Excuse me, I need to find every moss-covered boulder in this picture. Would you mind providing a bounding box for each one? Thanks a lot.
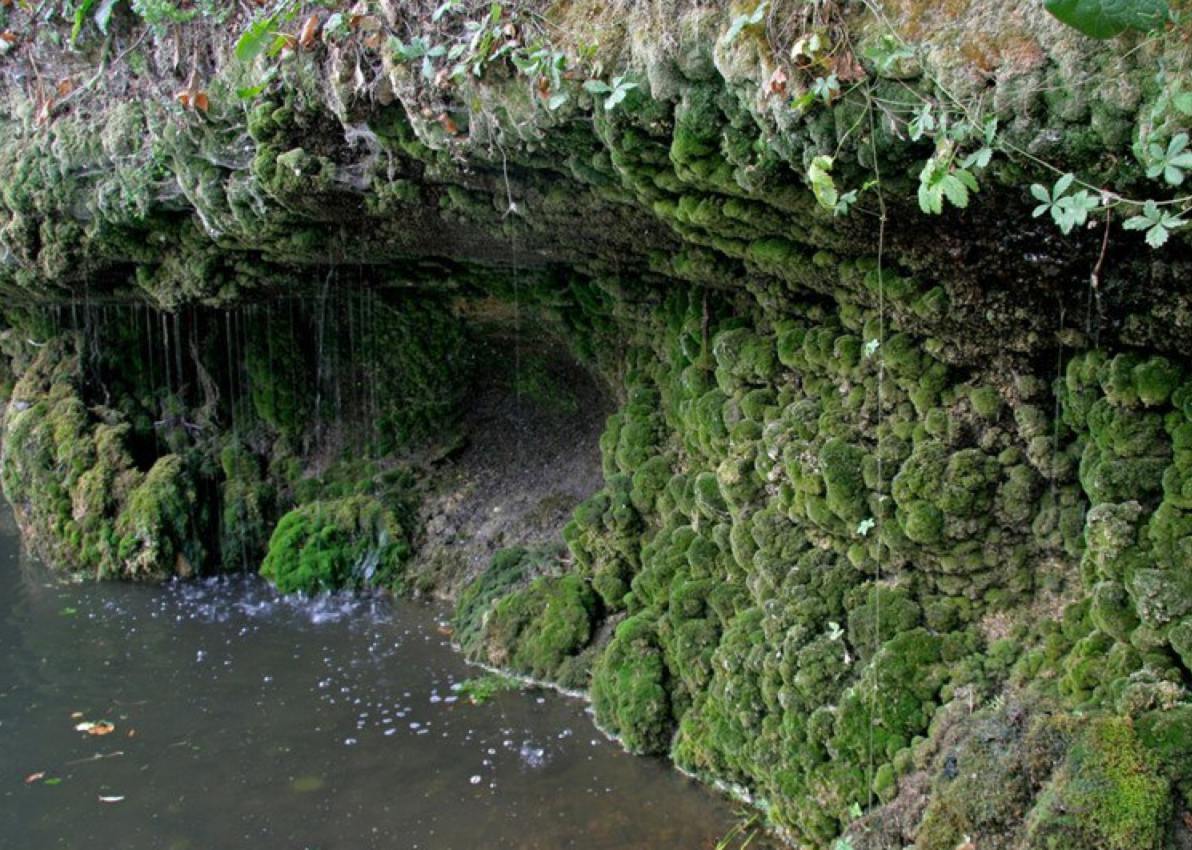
[260,495,411,594]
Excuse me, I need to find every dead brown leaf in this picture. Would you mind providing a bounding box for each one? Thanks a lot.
[831,49,867,83]
[767,66,788,96]
[0,31,17,45]
[298,14,320,50]
[75,720,116,736]
[177,87,210,112]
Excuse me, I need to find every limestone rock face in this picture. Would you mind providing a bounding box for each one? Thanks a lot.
[0,2,1191,848]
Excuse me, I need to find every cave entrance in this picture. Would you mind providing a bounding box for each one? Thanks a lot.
[0,283,612,587]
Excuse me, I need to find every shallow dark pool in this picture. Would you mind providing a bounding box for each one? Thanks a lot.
[0,509,743,850]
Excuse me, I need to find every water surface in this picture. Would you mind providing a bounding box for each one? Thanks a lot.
[0,510,742,849]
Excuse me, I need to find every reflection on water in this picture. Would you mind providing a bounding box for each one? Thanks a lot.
[0,509,742,850]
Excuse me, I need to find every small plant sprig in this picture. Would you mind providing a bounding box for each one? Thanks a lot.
[782,8,1191,249]
[583,75,638,111]
[1144,132,1192,186]
[1030,174,1102,235]
[917,138,980,214]
[1123,200,1188,247]
[1028,167,1189,247]
[512,47,571,111]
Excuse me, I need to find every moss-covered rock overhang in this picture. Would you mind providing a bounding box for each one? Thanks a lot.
[0,0,1189,364]
[3,2,1192,849]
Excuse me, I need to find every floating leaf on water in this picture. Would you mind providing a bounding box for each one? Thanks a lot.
[43,778,62,786]
[291,775,325,793]
[60,607,77,616]
[24,771,45,784]
[75,720,115,736]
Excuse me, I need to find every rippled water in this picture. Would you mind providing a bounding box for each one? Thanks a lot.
[0,510,744,850]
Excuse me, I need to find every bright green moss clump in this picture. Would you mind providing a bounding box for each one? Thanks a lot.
[592,612,673,754]
[259,495,411,594]
[483,574,598,686]
[454,547,598,688]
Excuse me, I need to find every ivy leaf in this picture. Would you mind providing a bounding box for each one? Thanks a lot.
[1044,0,1169,39]
[834,189,859,217]
[811,74,840,105]
[807,155,838,210]
[546,91,569,111]
[583,79,612,95]
[604,77,637,110]
[235,14,285,63]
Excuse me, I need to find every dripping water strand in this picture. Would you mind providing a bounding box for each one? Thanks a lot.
[500,144,522,470]
[315,267,334,457]
[172,312,184,398]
